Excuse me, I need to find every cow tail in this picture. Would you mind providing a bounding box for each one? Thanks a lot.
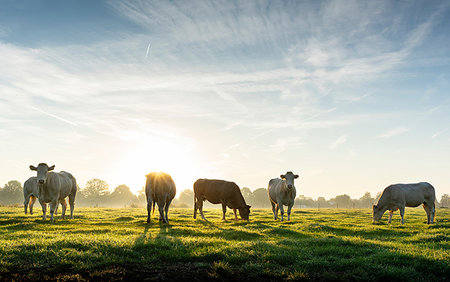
[152,201,156,215]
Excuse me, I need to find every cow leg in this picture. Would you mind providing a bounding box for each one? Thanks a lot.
[233,208,238,220]
[68,193,75,219]
[221,203,227,220]
[193,197,198,219]
[164,200,172,223]
[198,200,206,220]
[146,202,152,223]
[430,202,435,224]
[40,201,47,220]
[399,206,405,224]
[287,202,293,221]
[158,203,166,223]
[24,194,30,214]
[49,200,58,222]
[423,203,433,224]
[271,201,277,220]
[388,210,394,224]
[29,196,36,215]
[60,199,67,219]
[278,201,285,221]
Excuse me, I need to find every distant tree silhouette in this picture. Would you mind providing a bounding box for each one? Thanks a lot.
[335,194,352,208]
[358,192,375,208]
[176,189,194,208]
[109,184,136,207]
[253,188,270,208]
[441,194,449,208]
[241,187,255,206]
[81,178,110,207]
[0,180,23,205]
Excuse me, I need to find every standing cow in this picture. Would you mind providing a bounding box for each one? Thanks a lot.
[193,179,251,221]
[23,176,59,216]
[145,172,176,224]
[29,163,77,222]
[23,176,38,215]
[373,182,436,224]
[268,171,299,221]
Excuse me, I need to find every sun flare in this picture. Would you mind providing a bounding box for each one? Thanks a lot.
[115,137,203,195]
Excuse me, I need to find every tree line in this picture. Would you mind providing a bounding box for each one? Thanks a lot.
[1,179,449,209]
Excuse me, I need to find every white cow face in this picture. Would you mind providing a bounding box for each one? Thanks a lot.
[372,205,383,222]
[280,171,299,189]
[30,163,55,186]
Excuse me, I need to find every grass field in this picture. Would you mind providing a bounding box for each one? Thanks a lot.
[0,206,448,281]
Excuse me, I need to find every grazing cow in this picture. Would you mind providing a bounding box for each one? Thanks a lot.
[29,163,77,222]
[373,182,436,224]
[268,171,299,221]
[193,179,251,221]
[23,177,38,215]
[145,172,176,223]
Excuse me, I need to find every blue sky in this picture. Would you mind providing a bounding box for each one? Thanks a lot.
[1,0,449,199]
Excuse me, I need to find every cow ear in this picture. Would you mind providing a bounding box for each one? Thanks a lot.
[294,174,299,179]
[30,165,37,171]
[373,205,377,209]
[247,205,251,209]
[280,174,285,179]
[48,165,55,171]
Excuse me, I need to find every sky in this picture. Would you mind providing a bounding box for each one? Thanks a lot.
[1,0,449,200]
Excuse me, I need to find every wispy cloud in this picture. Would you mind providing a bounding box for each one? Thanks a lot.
[431,129,448,139]
[329,135,347,149]
[376,127,410,139]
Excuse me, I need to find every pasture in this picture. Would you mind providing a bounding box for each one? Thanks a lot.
[0,207,448,281]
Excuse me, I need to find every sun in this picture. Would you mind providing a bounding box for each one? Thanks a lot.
[115,137,203,195]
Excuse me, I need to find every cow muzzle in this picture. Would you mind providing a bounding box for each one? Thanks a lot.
[38,179,45,185]
[287,184,293,189]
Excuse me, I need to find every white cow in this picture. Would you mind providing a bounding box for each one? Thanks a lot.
[23,176,38,215]
[23,176,59,216]
[268,171,299,221]
[29,163,77,222]
[373,182,436,224]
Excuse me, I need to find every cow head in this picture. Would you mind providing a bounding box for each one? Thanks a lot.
[238,205,251,221]
[372,204,384,222]
[280,171,299,189]
[29,163,55,187]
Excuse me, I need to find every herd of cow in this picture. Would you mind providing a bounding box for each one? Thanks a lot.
[23,163,437,225]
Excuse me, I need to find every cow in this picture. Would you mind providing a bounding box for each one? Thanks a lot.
[373,182,436,224]
[23,177,38,215]
[268,171,299,221]
[23,177,59,216]
[145,172,176,224]
[193,178,251,221]
[29,163,77,222]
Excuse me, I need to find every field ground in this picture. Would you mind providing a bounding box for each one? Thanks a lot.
[0,206,448,281]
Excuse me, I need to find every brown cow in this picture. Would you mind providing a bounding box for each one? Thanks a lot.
[193,179,251,220]
[145,172,176,224]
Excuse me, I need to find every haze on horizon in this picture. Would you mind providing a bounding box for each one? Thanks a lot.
[0,0,449,200]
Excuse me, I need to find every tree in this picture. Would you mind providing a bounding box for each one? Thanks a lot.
[317,197,329,208]
[81,179,110,206]
[335,194,352,208]
[241,187,255,206]
[441,194,449,208]
[109,184,136,207]
[177,189,194,208]
[0,180,23,205]
[358,192,375,208]
[253,188,270,208]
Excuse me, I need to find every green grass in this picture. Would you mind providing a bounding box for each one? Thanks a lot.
[0,207,448,281]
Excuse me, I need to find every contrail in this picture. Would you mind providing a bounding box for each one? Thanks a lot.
[29,105,77,126]
[145,43,151,57]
